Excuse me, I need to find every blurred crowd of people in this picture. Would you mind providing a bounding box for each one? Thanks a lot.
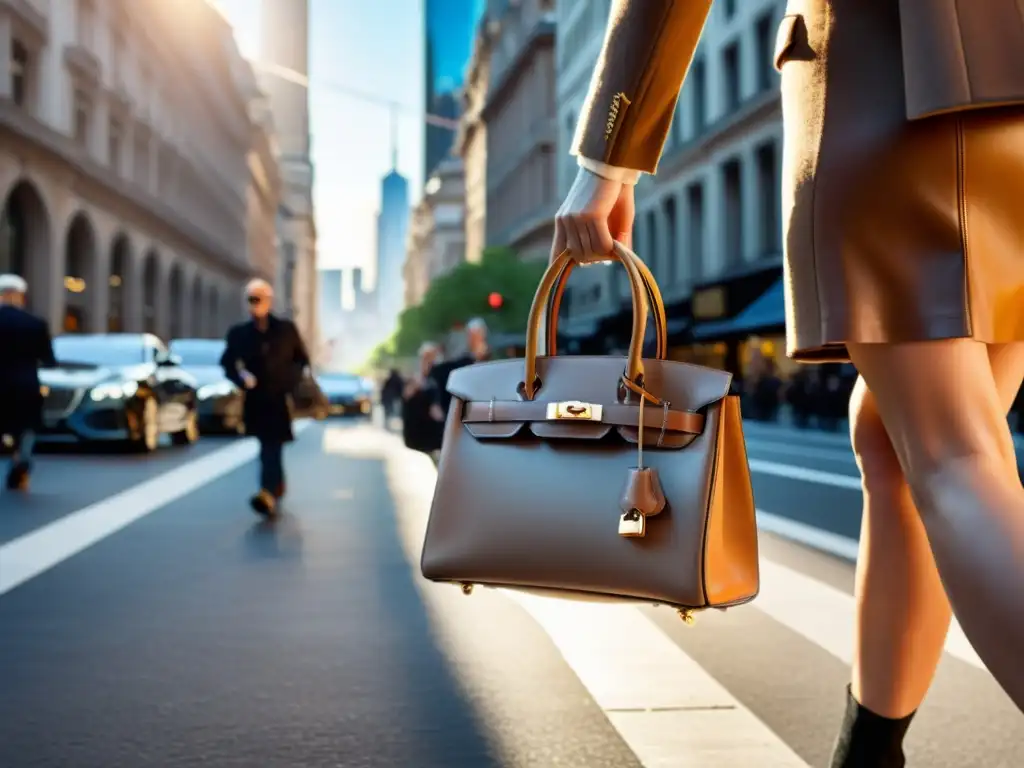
[379,318,492,462]
[735,355,857,431]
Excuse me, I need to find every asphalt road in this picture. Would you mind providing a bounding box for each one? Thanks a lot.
[0,417,1020,767]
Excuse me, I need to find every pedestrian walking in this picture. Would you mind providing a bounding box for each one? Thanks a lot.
[401,343,444,463]
[554,0,1024,762]
[380,368,404,421]
[428,318,491,424]
[220,279,311,517]
[0,274,56,492]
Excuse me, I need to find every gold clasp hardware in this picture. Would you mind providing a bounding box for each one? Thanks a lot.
[546,400,603,421]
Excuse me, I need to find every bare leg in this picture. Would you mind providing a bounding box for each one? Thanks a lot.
[848,339,1024,710]
[849,376,951,718]
[850,343,1024,717]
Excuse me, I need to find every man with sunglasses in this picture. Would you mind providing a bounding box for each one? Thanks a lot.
[220,279,311,516]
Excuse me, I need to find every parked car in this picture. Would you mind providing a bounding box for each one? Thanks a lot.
[169,338,244,435]
[38,334,200,452]
[315,372,374,417]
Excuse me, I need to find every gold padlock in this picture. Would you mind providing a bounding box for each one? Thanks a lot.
[618,508,646,537]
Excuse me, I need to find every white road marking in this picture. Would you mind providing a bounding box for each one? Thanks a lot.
[749,458,862,490]
[0,421,311,597]
[506,593,810,767]
[758,558,984,670]
[746,437,855,464]
[756,509,860,562]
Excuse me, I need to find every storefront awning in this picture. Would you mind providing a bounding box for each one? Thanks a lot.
[692,278,785,340]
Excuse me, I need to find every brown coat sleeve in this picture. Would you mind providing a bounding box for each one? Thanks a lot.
[571,0,713,174]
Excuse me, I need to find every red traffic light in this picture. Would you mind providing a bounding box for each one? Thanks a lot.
[487,292,503,309]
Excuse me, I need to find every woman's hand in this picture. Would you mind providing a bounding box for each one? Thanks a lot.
[551,167,636,263]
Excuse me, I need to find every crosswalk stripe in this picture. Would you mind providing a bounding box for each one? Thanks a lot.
[749,457,863,489]
[756,558,984,670]
[505,592,810,766]
[0,421,312,597]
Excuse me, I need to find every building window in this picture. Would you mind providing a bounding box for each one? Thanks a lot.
[77,0,95,48]
[112,28,126,88]
[722,42,741,112]
[686,183,705,281]
[722,159,743,266]
[755,12,776,93]
[662,195,677,284]
[108,119,122,174]
[11,41,29,108]
[722,0,736,21]
[690,58,706,132]
[645,209,658,270]
[756,141,780,253]
[73,90,91,147]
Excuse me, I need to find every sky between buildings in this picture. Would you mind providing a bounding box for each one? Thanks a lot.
[214,0,426,289]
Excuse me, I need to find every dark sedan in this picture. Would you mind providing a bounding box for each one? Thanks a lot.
[37,334,200,452]
[316,372,373,417]
[169,338,244,435]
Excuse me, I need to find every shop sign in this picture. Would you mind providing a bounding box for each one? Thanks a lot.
[692,286,726,319]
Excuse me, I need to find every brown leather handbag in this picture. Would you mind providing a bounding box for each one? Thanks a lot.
[420,244,759,622]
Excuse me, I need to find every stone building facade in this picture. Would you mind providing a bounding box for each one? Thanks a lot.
[0,0,260,337]
[258,0,319,360]
[403,156,466,308]
[482,0,556,262]
[453,14,493,267]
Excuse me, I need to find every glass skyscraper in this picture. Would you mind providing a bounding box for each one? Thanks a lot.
[423,0,486,180]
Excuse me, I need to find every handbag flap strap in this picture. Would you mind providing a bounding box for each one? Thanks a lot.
[461,399,705,435]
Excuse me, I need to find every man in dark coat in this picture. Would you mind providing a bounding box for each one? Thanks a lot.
[0,274,56,491]
[429,318,491,422]
[220,279,310,516]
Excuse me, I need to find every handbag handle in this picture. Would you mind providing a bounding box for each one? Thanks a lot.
[522,243,657,400]
[543,253,668,359]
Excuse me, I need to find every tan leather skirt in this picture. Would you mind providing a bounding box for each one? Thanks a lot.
[777,0,1024,361]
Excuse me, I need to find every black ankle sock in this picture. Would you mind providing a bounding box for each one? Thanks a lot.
[830,686,916,767]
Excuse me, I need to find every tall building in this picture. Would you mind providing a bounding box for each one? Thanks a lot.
[424,0,486,179]
[318,268,343,339]
[483,0,557,262]
[453,13,495,265]
[351,266,376,315]
[0,0,255,337]
[374,164,410,336]
[259,0,319,359]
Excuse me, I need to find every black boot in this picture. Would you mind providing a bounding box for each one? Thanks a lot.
[830,686,916,767]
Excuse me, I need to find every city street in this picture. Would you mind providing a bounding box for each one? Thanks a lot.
[0,417,1020,768]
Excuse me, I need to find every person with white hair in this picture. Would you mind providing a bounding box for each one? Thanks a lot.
[0,273,56,491]
[428,318,490,423]
[219,278,312,516]
[400,342,444,461]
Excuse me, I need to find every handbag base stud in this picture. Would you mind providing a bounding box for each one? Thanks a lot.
[677,609,696,625]
[618,509,646,537]
[460,583,474,595]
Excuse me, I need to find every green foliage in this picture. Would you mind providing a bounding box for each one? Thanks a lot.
[387,247,547,359]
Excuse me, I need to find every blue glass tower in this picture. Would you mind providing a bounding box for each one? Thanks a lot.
[424,0,486,179]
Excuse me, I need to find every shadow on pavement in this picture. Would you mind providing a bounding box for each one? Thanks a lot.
[241,515,304,562]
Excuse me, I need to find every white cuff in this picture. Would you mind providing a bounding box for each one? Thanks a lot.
[577,157,642,185]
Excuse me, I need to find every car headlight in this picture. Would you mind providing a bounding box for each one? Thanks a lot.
[90,381,138,401]
[198,381,236,399]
